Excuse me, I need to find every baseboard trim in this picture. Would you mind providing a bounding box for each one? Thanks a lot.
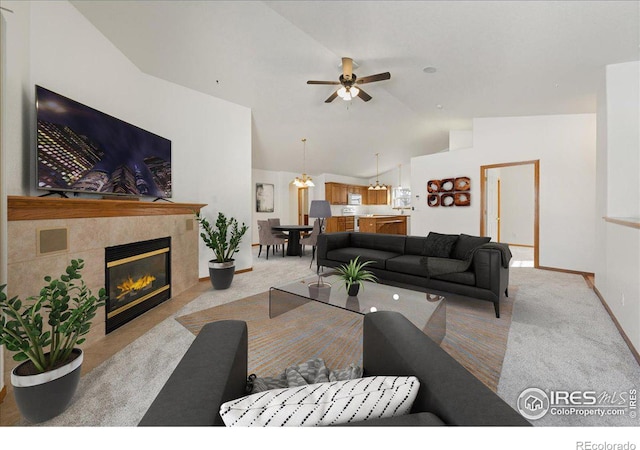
[593,286,640,367]
[0,385,6,404]
[537,265,595,277]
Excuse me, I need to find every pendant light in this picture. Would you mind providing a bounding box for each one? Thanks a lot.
[292,138,314,187]
[368,153,387,190]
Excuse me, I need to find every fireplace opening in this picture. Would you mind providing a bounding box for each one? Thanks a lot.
[105,237,171,333]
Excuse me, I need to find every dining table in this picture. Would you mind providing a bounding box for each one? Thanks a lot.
[271,224,313,256]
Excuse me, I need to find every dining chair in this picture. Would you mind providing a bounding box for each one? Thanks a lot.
[257,220,285,259]
[267,218,287,252]
[300,219,321,268]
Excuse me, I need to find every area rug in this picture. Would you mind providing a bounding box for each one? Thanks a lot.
[176,288,515,392]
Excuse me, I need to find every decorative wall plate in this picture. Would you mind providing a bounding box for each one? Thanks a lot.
[427,180,441,193]
[427,194,440,207]
[454,192,471,206]
[440,178,455,192]
[454,177,471,191]
[441,194,455,207]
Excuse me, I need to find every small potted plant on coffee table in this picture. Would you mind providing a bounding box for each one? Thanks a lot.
[0,259,106,423]
[335,256,378,296]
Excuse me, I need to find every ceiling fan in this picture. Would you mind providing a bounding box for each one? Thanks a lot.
[307,57,391,103]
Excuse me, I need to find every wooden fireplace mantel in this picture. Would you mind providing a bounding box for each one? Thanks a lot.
[8,196,207,221]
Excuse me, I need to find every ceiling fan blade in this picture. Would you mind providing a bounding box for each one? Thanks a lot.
[307,80,341,85]
[356,88,372,102]
[356,72,391,84]
[325,91,339,103]
[342,57,353,80]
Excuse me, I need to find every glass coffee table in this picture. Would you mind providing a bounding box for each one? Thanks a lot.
[269,273,446,344]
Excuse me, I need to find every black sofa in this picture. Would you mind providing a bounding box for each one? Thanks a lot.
[139,313,530,427]
[317,232,510,318]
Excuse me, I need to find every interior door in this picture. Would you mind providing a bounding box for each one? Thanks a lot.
[297,188,309,225]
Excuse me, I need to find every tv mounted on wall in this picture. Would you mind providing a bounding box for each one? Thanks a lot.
[36,85,172,198]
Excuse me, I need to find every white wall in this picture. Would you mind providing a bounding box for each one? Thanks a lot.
[606,62,640,218]
[595,61,640,352]
[2,1,252,279]
[499,165,535,246]
[411,114,596,272]
[251,169,305,244]
[449,130,473,151]
[0,6,11,398]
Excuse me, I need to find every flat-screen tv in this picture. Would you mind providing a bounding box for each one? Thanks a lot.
[36,85,172,198]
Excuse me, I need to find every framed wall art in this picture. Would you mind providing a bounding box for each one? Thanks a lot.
[256,183,274,213]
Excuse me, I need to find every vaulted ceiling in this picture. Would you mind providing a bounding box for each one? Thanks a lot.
[72,1,639,178]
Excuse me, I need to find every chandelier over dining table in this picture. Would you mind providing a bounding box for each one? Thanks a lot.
[292,138,315,187]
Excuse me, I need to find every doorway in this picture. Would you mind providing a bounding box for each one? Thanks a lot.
[480,160,539,268]
[297,187,309,225]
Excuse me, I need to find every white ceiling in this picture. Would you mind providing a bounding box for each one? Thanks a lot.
[71,1,639,179]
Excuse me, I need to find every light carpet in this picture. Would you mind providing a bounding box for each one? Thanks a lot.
[175,288,515,392]
[18,246,640,427]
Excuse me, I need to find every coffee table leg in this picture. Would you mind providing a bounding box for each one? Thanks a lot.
[269,287,311,319]
[423,301,446,344]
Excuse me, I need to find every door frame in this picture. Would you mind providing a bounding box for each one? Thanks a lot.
[297,187,309,225]
[480,160,539,268]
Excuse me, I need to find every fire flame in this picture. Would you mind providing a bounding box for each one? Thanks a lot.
[117,274,156,300]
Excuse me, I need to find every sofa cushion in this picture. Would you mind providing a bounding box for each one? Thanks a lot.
[219,376,420,427]
[451,234,491,260]
[386,255,427,277]
[431,270,476,286]
[327,248,402,269]
[351,232,406,254]
[423,232,459,258]
[405,236,428,256]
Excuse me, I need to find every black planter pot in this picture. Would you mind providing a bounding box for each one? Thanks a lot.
[11,348,83,423]
[208,260,235,289]
[347,283,360,296]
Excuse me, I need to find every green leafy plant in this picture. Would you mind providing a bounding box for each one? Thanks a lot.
[196,211,249,263]
[335,256,378,291]
[0,259,106,374]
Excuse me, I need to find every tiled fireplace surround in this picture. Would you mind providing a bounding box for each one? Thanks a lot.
[4,196,206,387]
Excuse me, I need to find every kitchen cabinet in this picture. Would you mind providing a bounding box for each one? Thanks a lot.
[325,182,348,205]
[325,216,345,233]
[325,182,389,205]
[358,215,407,235]
[325,216,355,233]
[367,187,389,205]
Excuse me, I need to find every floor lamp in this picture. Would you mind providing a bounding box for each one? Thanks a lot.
[308,200,332,285]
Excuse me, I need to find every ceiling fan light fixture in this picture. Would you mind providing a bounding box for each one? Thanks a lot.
[337,86,347,98]
[350,86,360,97]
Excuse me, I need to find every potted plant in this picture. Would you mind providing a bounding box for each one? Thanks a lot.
[0,259,106,423]
[196,211,249,290]
[335,256,378,296]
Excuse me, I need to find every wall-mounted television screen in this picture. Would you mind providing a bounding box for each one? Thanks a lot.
[36,85,172,198]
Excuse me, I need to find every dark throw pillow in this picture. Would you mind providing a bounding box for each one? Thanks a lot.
[451,234,491,260]
[423,232,459,258]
